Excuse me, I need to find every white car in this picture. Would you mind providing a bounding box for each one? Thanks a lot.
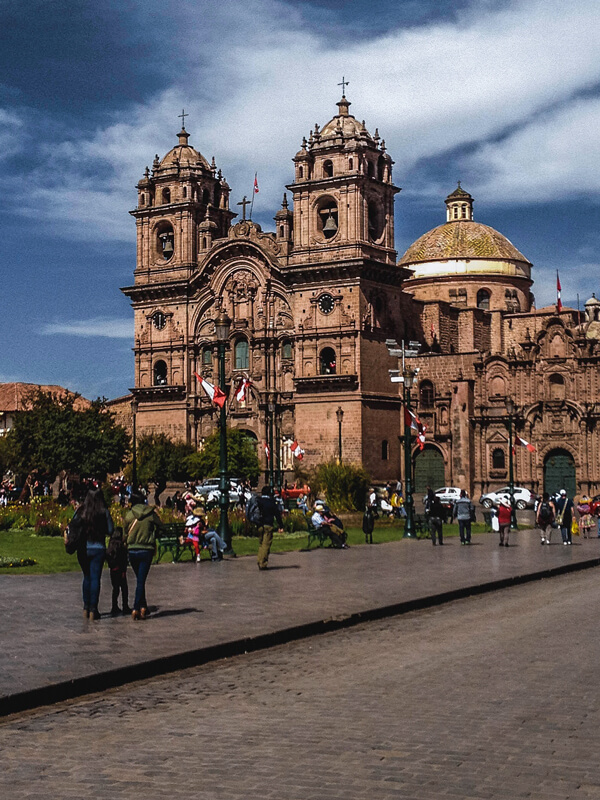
[479,486,534,510]
[434,487,463,504]
[195,478,243,504]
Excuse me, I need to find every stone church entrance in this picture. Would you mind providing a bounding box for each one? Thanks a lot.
[413,446,445,494]
[544,449,576,498]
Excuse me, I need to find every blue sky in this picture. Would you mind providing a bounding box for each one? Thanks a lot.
[2,0,600,399]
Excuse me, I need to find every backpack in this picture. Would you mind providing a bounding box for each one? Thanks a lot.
[538,501,554,525]
[245,494,263,526]
[65,512,85,555]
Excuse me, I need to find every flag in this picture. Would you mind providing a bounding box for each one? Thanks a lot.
[253,173,259,194]
[515,436,535,453]
[291,440,304,460]
[557,271,562,313]
[194,371,226,409]
[264,442,270,459]
[234,376,252,403]
[404,407,427,450]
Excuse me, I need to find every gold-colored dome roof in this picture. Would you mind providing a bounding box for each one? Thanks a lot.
[399,220,531,266]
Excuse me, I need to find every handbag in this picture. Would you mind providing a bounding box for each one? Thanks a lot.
[470,506,476,523]
[65,513,84,555]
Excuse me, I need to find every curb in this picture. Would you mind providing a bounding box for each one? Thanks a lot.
[2,555,599,718]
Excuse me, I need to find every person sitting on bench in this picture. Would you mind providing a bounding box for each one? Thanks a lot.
[311,501,348,548]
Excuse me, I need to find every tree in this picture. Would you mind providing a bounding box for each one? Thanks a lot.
[184,428,260,484]
[308,460,371,512]
[136,433,194,503]
[4,389,129,481]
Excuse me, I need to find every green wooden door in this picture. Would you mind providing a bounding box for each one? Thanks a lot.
[544,450,576,497]
[413,446,445,494]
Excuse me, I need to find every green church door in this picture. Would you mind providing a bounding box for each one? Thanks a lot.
[413,446,445,495]
[544,450,576,498]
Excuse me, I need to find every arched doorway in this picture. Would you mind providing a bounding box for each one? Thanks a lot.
[544,449,576,497]
[413,445,445,494]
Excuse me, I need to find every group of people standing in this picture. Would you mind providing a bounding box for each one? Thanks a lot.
[535,490,598,545]
[65,489,164,621]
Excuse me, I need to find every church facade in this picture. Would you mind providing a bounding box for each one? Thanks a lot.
[121,95,600,497]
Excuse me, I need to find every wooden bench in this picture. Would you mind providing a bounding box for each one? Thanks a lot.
[305,516,332,549]
[413,514,429,537]
[155,522,192,563]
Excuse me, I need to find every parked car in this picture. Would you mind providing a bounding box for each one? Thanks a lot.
[195,478,242,504]
[431,487,463,522]
[479,486,535,510]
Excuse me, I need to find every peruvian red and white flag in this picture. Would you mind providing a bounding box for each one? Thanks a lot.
[264,442,270,459]
[557,271,562,313]
[515,436,536,453]
[253,173,259,194]
[234,376,252,403]
[194,372,227,409]
[404,407,427,451]
[291,440,304,460]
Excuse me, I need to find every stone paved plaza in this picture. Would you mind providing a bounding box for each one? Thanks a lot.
[2,567,600,799]
[2,529,600,713]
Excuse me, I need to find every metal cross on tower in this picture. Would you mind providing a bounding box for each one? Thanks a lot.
[338,76,349,95]
[178,108,188,128]
[237,195,250,221]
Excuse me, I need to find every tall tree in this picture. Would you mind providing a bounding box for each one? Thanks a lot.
[136,433,193,504]
[4,390,129,481]
[184,428,260,484]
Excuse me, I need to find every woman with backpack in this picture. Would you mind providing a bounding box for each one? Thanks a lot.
[536,492,556,544]
[67,487,114,620]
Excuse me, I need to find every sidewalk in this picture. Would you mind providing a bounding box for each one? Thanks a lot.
[2,528,600,715]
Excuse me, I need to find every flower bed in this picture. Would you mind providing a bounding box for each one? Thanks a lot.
[0,556,37,568]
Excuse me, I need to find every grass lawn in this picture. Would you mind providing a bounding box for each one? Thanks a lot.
[0,521,493,574]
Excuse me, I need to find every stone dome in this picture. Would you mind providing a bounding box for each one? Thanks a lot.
[318,96,374,141]
[158,128,210,170]
[399,220,531,267]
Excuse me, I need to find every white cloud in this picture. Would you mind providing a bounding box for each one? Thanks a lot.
[42,319,133,339]
[5,0,600,241]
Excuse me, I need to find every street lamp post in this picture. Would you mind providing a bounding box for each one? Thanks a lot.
[131,397,138,492]
[336,406,344,464]
[215,309,233,552]
[403,368,416,538]
[268,400,275,491]
[505,398,518,530]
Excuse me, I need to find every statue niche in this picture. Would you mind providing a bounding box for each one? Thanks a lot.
[224,269,259,327]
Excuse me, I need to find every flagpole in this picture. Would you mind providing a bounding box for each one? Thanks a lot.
[250,172,257,221]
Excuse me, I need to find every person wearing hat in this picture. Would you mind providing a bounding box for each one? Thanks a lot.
[185,507,226,562]
[555,489,574,545]
[497,497,512,547]
[577,494,594,539]
[311,500,347,548]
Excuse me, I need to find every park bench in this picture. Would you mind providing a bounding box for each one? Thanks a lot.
[413,514,428,537]
[154,522,192,563]
[305,516,332,549]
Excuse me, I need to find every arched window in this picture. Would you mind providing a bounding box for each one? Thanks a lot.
[348,158,353,171]
[549,373,566,401]
[492,448,506,470]
[490,376,505,397]
[153,360,168,386]
[377,155,386,181]
[298,166,304,179]
[234,340,249,370]
[140,193,145,206]
[316,196,338,240]
[162,188,171,204]
[367,161,375,178]
[461,204,467,218]
[477,289,491,310]
[323,160,334,178]
[381,440,389,460]
[156,224,174,261]
[202,347,212,366]
[282,341,292,360]
[202,188,211,205]
[419,380,435,408]
[453,206,459,219]
[183,186,187,198]
[319,347,336,375]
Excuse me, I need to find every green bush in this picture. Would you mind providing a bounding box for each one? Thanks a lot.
[34,518,62,537]
[308,460,370,512]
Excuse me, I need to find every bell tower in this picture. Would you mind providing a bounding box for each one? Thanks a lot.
[131,123,235,281]
[287,94,399,266]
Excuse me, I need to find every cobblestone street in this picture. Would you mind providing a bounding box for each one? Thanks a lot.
[3,568,600,799]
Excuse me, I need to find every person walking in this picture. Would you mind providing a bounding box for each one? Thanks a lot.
[453,490,474,545]
[424,487,444,545]
[106,527,130,616]
[75,487,113,620]
[536,492,555,544]
[497,498,511,547]
[124,493,164,619]
[255,485,284,570]
[554,489,574,545]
